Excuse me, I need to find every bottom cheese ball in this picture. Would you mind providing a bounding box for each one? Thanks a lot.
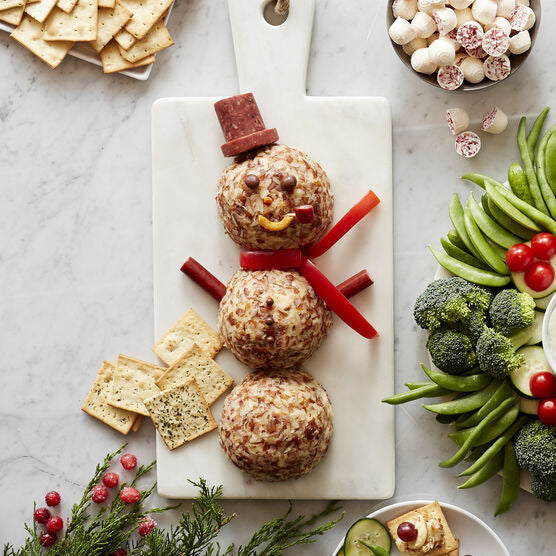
[219,369,334,481]
[218,269,332,369]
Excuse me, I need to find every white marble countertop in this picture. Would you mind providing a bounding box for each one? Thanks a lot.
[1,0,556,553]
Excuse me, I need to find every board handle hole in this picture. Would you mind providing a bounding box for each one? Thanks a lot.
[263,0,288,26]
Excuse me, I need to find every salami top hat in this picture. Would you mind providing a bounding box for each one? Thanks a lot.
[214,93,279,157]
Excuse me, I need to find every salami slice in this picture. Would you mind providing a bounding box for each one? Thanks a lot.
[437,65,464,90]
[510,5,535,33]
[456,21,484,49]
[455,131,481,158]
[483,54,511,81]
[482,27,510,57]
[465,44,487,59]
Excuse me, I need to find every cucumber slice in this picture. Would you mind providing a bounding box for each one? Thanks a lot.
[344,518,391,556]
[520,397,539,415]
[511,346,553,398]
[535,291,555,310]
[525,311,544,345]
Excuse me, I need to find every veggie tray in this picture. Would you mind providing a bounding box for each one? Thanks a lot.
[152,0,394,499]
[385,107,556,515]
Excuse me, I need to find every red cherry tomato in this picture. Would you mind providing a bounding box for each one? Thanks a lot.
[524,262,555,292]
[506,243,534,272]
[530,372,556,399]
[538,398,556,427]
[531,233,556,260]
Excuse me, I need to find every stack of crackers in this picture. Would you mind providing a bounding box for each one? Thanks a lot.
[2,0,174,72]
[83,309,234,451]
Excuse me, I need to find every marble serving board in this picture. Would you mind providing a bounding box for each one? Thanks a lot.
[151,0,394,499]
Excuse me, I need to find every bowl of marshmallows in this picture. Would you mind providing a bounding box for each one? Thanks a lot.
[387,0,540,91]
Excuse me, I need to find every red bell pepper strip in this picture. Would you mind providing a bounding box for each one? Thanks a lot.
[299,256,378,339]
[336,269,373,299]
[295,205,315,223]
[180,257,227,302]
[240,248,303,270]
[305,189,380,259]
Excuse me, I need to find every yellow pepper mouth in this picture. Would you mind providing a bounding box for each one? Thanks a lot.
[258,213,295,232]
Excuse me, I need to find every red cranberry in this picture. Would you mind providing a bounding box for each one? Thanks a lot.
[91,485,109,504]
[397,521,417,542]
[120,453,137,470]
[138,517,156,537]
[39,531,57,547]
[34,507,51,524]
[46,515,64,534]
[112,550,127,556]
[120,487,141,504]
[45,491,61,507]
[103,472,120,488]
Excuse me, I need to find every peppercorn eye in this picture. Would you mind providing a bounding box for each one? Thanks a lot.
[281,175,297,192]
[244,174,260,189]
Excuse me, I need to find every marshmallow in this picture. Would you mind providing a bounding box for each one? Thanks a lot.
[403,36,428,55]
[510,5,535,32]
[392,0,418,20]
[411,47,437,74]
[418,0,446,15]
[446,108,470,135]
[497,0,516,18]
[411,11,437,38]
[460,56,486,83]
[482,106,509,134]
[472,0,498,25]
[449,0,473,8]
[428,36,457,66]
[389,17,417,45]
[455,8,474,28]
[485,17,512,36]
[432,7,457,35]
[509,30,531,54]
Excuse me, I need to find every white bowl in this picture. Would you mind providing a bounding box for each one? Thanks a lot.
[333,499,510,556]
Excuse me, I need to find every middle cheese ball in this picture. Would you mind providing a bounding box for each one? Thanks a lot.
[218,269,332,369]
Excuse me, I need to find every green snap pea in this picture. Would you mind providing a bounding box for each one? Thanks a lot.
[492,179,556,235]
[458,449,504,489]
[457,380,512,428]
[482,193,495,218]
[494,441,521,516]
[464,444,491,463]
[484,181,541,231]
[449,399,520,447]
[382,383,448,405]
[536,127,556,219]
[461,173,504,189]
[458,416,528,476]
[421,365,491,392]
[423,381,498,416]
[518,116,549,215]
[508,162,533,204]
[467,193,521,249]
[439,395,517,468]
[440,237,490,271]
[405,381,433,390]
[449,194,483,261]
[526,107,550,158]
[545,129,556,192]
[455,411,474,426]
[463,207,509,274]
[486,196,536,240]
[486,237,508,261]
[447,229,469,251]
[429,247,511,287]
[359,542,390,556]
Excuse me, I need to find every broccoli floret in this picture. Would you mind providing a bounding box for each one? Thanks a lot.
[414,277,492,330]
[459,310,488,346]
[531,473,556,502]
[489,289,535,335]
[515,420,556,477]
[475,327,524,379]
[426,328,476,374]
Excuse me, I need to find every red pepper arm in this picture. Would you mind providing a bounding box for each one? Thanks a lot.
[336,270,373,299]
[300,257,378,339]
[305,190,380,259]
[240,249,302,270]
[180,257,227,302]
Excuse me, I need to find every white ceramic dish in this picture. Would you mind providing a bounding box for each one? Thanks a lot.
[332,499,510,556]
[0,4,173,80]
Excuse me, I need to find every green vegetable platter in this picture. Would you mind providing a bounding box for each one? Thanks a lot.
[384,108,556,516]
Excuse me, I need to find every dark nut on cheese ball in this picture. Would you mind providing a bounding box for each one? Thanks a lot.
[216,144,334,250]
[219,369,334,482]
[218,269,333,369]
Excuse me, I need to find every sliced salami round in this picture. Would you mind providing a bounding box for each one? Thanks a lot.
[465,44,487,59]
[437,65,464,90]
[483,55,511,81]
[455,131,481,158]
[482,27,510,57]
[456,21,484,49]
[510,5,536,33]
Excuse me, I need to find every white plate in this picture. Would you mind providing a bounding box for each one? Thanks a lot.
[0,4,173,80]
[333,499,510,556]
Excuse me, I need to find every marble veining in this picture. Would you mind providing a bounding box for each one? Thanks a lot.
[1,0,555,553]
